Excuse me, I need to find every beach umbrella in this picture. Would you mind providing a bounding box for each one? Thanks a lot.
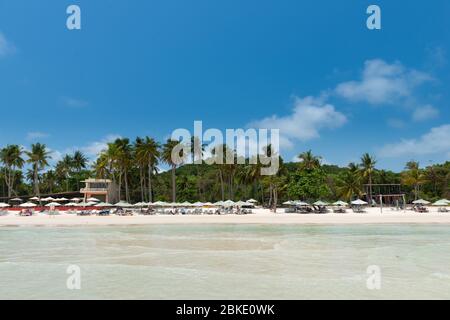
[85,201,97,206]
[10,198,23,202]
[87,197,100,202]
[42,197,55,202]
[247,199,258,203]
[56,197,68,201]
[180,201,192,206]
[333,200,348,206]
[133,202,146,207]
[203,202,213,206]
[71,197,82,202]
[192,201,204,207]
[65,202,78,207]
[295,201,309,206]
[412,199,430,205]
[213,201,224,206]
[29,196,40,201]
[114,201,133,207]
[95,202,113,207]
[152,201,167,206]
[45,202,61,207]
[432,200,449,206]
[283,200,295,205]
[223,200,235,206]
[313,201,329,206]
[19,202,37,208]
[235,200,250,207]
[351,199,368,205]
[0,203,10,208]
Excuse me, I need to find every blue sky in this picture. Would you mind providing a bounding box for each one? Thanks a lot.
[0,0,449,171]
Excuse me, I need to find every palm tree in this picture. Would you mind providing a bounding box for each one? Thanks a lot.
[162,139,186,202]
[338,165,362,201]
[298,150,321,170]
[190,136,206,200]
[360,153,377,204]
[136,136,160,203]
[210,144,233,201]
[114,138,132,202]
[401,161,424,200]
[25,143,51,198]
[72,150,87,190]
[93,154,109,179]
[55,154,73,191]
[0,145,24,197]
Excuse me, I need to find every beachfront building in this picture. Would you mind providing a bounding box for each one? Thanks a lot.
[80,179,118,203]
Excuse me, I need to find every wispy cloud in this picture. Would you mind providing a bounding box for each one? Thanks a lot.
[61,96,89,108]
[26,131,50,141]
[248,95,347,149]
[412,105,439,122]
[0,32,15,57]
[80,134,121,158]
[335,59,432,105]
[378,124,450,158]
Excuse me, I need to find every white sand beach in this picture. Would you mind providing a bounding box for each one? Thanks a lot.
[1,207,450,226]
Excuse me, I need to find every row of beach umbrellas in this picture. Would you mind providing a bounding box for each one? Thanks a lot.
[412,199,450,206]
[282,199,368,206]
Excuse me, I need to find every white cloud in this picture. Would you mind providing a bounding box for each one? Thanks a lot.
[26,131,50,141]
[387,118,406,129]
[412,105,439,122]
[0,32,15,57]
[378,124,450,158]
[80,134,121,157]
[62,96,89,108]
[248,96,347,149]
[335,59,432,105]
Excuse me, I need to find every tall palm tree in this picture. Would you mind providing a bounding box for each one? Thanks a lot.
[190,136,205,200]
[136,136,160,203]
[401,161,424,200]
[338,166,362,201]
[298,150,321,170]
[162,139,186,202]
[0,145,24,197]
[114,138,132,202]
[72,150,87,190]
[55,154,73,191]
[360,153,377,204]
[25,143,51,198]
[93,153,109,179]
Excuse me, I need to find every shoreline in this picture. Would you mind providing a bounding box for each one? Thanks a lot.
[2,208,450,227]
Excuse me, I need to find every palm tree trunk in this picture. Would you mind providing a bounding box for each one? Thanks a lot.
[118,172,122,201]
[139,167,144,202]
[368,174,372,205]
[171,165,176,202]
[219,170,225,201]
[124,170,129,203]
[148,163,153,203]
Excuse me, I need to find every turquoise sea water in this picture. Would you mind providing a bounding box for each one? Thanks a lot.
[1,224,450,299]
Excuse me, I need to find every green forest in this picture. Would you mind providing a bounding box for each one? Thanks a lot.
[1,137,449,205]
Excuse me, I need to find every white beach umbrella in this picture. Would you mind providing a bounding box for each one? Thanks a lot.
[213,201,224,206]
[114,201,133,207]
[351,199,368,205]
[247,199,258,203]
[192,201,204,207]
[71,197,81,202]
[42,197,55,202]
[87,197,100,202]
[0,202,10,208]
[295,201,309,206]
[95,202,113,207]
[283,200,295,205]
[85,201,97,206]
[223,200,235,206]
[152,201,167,206]
[412,199,430,205]
[313,200,329,206]
[56,197,68,201]
[65,202,78,207]
[10,198,23,202]
[180,201,192,206]
[19,202,37,208]
[29,196,40,201]
[203,202,213,206]
[333,200,348,206]
[133,202,146,207]
[45,202,61,207]
[432,200,449,206]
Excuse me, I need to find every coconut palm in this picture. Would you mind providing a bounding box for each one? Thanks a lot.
[55,154,74,191]
[360,153,377,204]
[162,139,186,202]
[298,150,321,170]
[401,161,424,200]
[0,144,24,197]
[72,150,87,190]
[338,167,362,201]
[135,136,160,202]
[25,143,51,198]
